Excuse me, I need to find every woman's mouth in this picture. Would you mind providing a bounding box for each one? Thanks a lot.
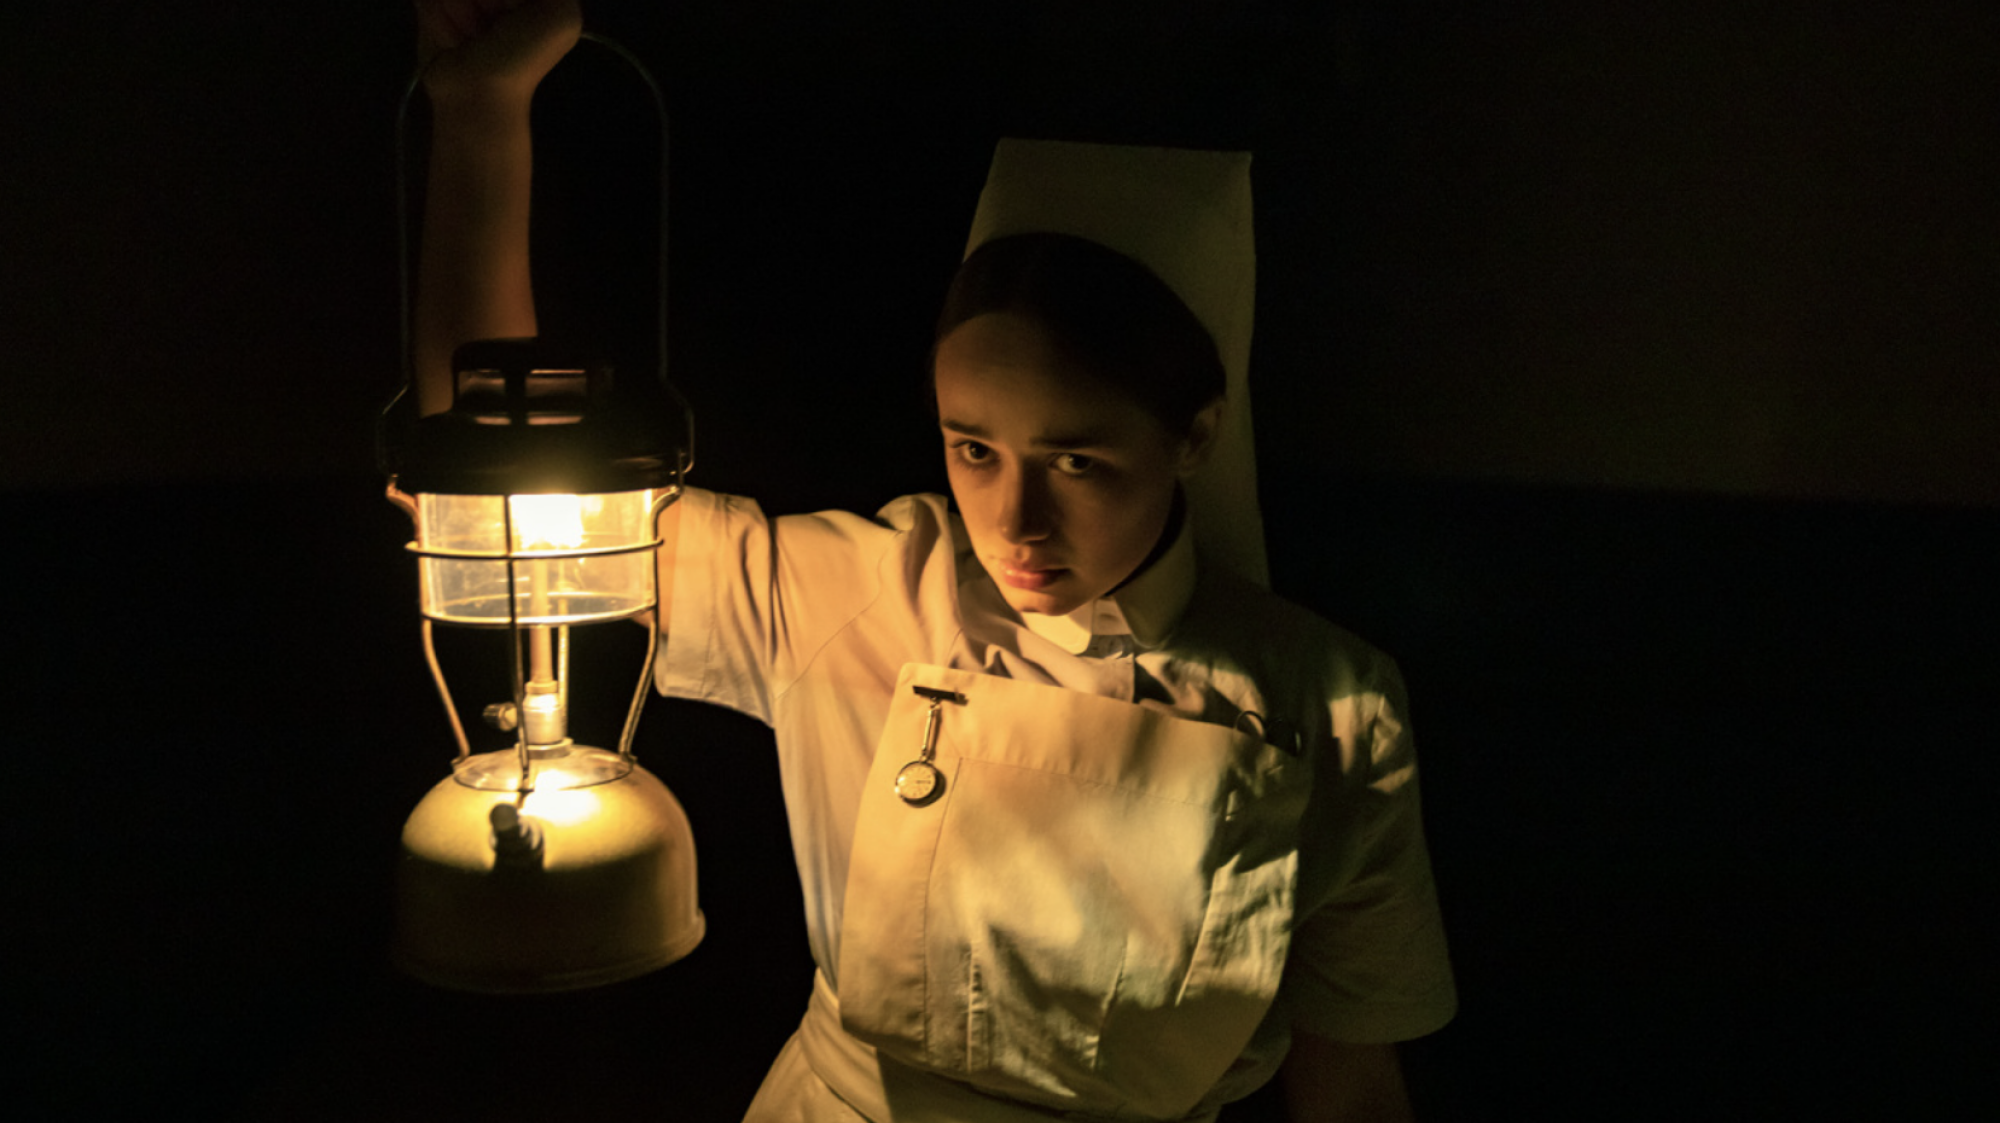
[997,562,1066,591]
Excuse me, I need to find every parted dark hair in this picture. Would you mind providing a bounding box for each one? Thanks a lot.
[932,232,1225,435]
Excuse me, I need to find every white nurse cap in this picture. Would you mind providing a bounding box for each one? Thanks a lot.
[963,138,1268,587]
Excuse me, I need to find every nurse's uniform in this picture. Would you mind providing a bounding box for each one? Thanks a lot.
[656,141,1456,1121]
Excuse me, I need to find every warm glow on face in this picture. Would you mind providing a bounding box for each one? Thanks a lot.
[934,313,1195,617]
[510,494,589,550]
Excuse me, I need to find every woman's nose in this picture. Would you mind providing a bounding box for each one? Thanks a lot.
[997,470,1053,544]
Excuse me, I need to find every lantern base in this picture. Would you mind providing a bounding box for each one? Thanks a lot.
[394,755,705,994]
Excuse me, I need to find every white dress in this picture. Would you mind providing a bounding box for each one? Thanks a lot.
[656,488,1456,1121]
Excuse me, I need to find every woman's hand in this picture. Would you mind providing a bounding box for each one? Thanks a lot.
[415,0,582,111]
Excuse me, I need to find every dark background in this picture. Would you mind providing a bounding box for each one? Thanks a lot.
[7,1,1995,1119]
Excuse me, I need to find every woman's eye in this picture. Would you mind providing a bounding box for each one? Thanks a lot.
[953,441,993,466]
[1053,453,1097,477]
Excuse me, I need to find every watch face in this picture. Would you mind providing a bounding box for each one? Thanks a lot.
[895,760,944,807]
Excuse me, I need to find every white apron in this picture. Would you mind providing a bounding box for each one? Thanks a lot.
[749,662,1312,1121]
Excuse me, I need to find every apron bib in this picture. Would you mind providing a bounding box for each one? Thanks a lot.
[835,664,1310,1119]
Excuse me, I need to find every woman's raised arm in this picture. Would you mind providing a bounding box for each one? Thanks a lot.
[411,0,581,416]
[411,2,684,633]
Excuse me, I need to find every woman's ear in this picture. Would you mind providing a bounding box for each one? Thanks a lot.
[1175,397,1226,477]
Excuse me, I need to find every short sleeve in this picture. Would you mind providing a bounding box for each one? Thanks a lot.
[653,488,948,727]
[1282,660,1457,1043]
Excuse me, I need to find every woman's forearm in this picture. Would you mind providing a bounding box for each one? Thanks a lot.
[408,0,580,414]
[413,96,538,416]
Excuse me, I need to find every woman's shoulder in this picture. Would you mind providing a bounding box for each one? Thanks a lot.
[1179,566,1404,699]
[674,489,968,612]
[868,492,955,532]
[781,492,963,565]
[688,488,957,546]
[764,491,954,532]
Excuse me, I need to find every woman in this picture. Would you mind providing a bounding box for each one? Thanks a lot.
[413,3,1455,1120]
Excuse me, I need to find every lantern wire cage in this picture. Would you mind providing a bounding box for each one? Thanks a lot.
[376,31,705,994]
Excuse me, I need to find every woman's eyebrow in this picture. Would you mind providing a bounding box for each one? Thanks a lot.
[938,417,990,438]
[939,418,1114,449]
[1032,430,1113,450]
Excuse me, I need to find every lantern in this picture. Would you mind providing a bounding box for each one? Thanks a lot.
[380,36,701,993]
[384,341,701,993]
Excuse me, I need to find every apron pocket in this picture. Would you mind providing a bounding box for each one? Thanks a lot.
[839,665,1308,1118]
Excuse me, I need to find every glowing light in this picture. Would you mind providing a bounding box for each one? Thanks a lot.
[510,493,589,550]
[522,787,604,828]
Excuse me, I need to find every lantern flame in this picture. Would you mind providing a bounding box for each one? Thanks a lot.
[510,494,589,550]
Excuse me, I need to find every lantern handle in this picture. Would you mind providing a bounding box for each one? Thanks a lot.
[384,30,694,480]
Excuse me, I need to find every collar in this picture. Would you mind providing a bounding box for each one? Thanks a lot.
[1021,512,1198,655]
